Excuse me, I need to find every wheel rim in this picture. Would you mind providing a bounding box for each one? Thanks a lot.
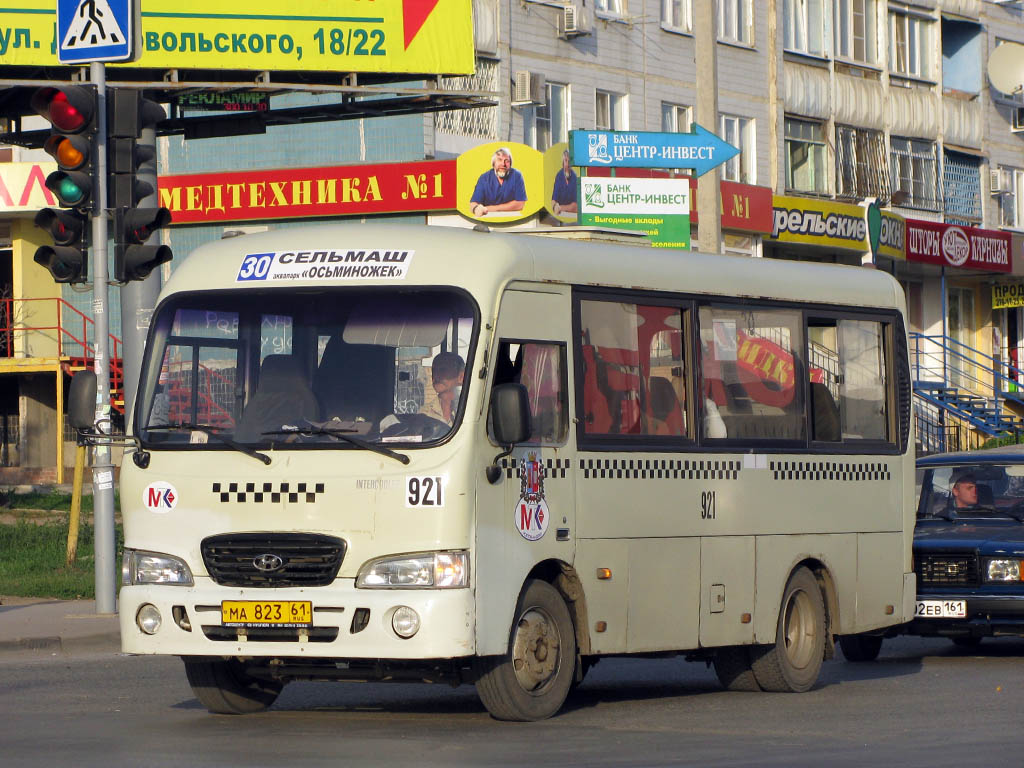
[783,589,817,670]
[511,605,562,695]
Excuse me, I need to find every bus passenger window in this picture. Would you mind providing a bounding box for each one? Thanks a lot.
[838,320,888,441]
[579,300,641,435]
[808,317,889,442]
[698,306,805,441]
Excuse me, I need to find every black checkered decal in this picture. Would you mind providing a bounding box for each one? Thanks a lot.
[501,457,571,480]
[212,481,325,503]
[580,458,740,480]
[769,461,891,481]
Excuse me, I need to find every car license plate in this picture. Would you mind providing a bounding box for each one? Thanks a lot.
[221,600,312,627]
[914,599,967,619]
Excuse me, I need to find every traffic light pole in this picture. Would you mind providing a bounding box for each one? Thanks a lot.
[90,61,117,616]
[119,121,161,418]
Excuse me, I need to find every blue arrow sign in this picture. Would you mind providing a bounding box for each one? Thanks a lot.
[568,125,739,176]
[57,0,137,64]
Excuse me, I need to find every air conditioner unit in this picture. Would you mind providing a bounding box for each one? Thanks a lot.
[992,169,1004,194]
[559,4,592,38]
[512,71,546,105]
[1013,105,1024,132]
[512,71,531,104]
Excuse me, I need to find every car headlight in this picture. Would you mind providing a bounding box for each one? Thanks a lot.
[122,549,194,586]
[984,558,1023,583]
[356,551,469,588]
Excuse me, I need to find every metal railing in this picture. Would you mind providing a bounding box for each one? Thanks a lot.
[911,332,1024,449]
[0,297,124,407]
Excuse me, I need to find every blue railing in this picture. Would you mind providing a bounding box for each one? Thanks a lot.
[910,332,1024,449]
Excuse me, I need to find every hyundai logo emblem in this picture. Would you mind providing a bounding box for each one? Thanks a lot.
[253,553,285,572]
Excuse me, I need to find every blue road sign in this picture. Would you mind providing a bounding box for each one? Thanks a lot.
[57,0,136,64]
[569,125,740,176]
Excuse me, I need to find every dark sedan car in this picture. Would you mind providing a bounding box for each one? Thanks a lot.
[908,446,1024,646]
[839,445,1024,661]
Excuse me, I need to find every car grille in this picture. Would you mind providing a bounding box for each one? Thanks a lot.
[201,532,346,587]
[916,553,979,587]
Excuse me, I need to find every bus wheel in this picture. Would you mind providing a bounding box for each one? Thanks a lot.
[713,646,761,691]
[474,579,576,721]
[183,657,283,714]
[750,567,825,692]
[839,634,883,662]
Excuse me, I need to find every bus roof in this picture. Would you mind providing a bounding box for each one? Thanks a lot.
[162,222,905,313]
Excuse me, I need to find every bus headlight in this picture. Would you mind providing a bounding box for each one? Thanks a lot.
[356,551,468,588]
[122,550,194,586]
[984,558,1023,582]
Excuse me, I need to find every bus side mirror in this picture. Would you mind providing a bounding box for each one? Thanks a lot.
[491,383,531,445]
[68,370,97,432]
[486,383,532,484]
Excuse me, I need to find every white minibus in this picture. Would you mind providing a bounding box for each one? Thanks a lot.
[104,222,914,720]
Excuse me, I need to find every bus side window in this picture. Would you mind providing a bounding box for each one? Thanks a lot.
[491,341,568,445]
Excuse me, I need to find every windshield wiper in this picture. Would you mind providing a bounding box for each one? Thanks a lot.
[262,426,410,465]
[146,423,271,465]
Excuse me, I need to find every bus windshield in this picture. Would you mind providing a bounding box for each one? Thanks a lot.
[136,288,477,447]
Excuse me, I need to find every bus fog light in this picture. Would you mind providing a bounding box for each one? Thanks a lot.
[137,603,162,635]
[392,606,420,638]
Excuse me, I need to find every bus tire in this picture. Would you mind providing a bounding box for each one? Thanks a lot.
[183,657,283,714]
[713,646,761,691]
[750,567,825,693]
[474,579,576,721]
[839,634,883,662]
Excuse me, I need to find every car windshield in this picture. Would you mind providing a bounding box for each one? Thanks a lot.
[918,463,1024,521]
[135,287,477,448]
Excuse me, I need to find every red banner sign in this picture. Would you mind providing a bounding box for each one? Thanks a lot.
[719,180,774,233]
[159,160,457,224]
[905,219,1012,273]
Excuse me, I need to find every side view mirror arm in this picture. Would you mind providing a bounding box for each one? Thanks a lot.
[486,443,516,485]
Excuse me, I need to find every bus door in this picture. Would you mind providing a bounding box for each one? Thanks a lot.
[476,287,575,655]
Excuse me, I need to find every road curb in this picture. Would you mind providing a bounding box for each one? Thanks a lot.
[0,631,121,657]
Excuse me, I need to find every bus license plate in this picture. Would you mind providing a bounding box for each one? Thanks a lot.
[914,599,966,618]
[221,600,312,627]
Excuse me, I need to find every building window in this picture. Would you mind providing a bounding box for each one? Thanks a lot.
[719,0,752,44]
[784,0,827,57]
[661,103,692,133]
[720,114,754,184]
[835,0,876,64]
[996,167,1024,229]
[890,136,939,211]
[785,117,828,194]
[889,8,931,79]
[662,0,691,32]
[942,151,981,224]
[596,90,628,130]
[836,125,889,200]
[534,83,569,151]
[595,0,624,18]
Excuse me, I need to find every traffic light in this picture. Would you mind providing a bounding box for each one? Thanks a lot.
[108,89,165,208]
[109,89,172,282]
[33,208,89,283]
[31,85,97,283]
[114,207,173,282]
[31,86,98,209]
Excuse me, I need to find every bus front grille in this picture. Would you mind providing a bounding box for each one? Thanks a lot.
[201,532,346,587]
[916,553,978,587]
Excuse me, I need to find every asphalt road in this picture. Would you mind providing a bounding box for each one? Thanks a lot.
[1,635,1022,767]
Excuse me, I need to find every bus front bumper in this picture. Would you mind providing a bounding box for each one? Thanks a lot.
[119,582,475,660]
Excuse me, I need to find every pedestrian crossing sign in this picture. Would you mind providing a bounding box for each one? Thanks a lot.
[57,0,139,63]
